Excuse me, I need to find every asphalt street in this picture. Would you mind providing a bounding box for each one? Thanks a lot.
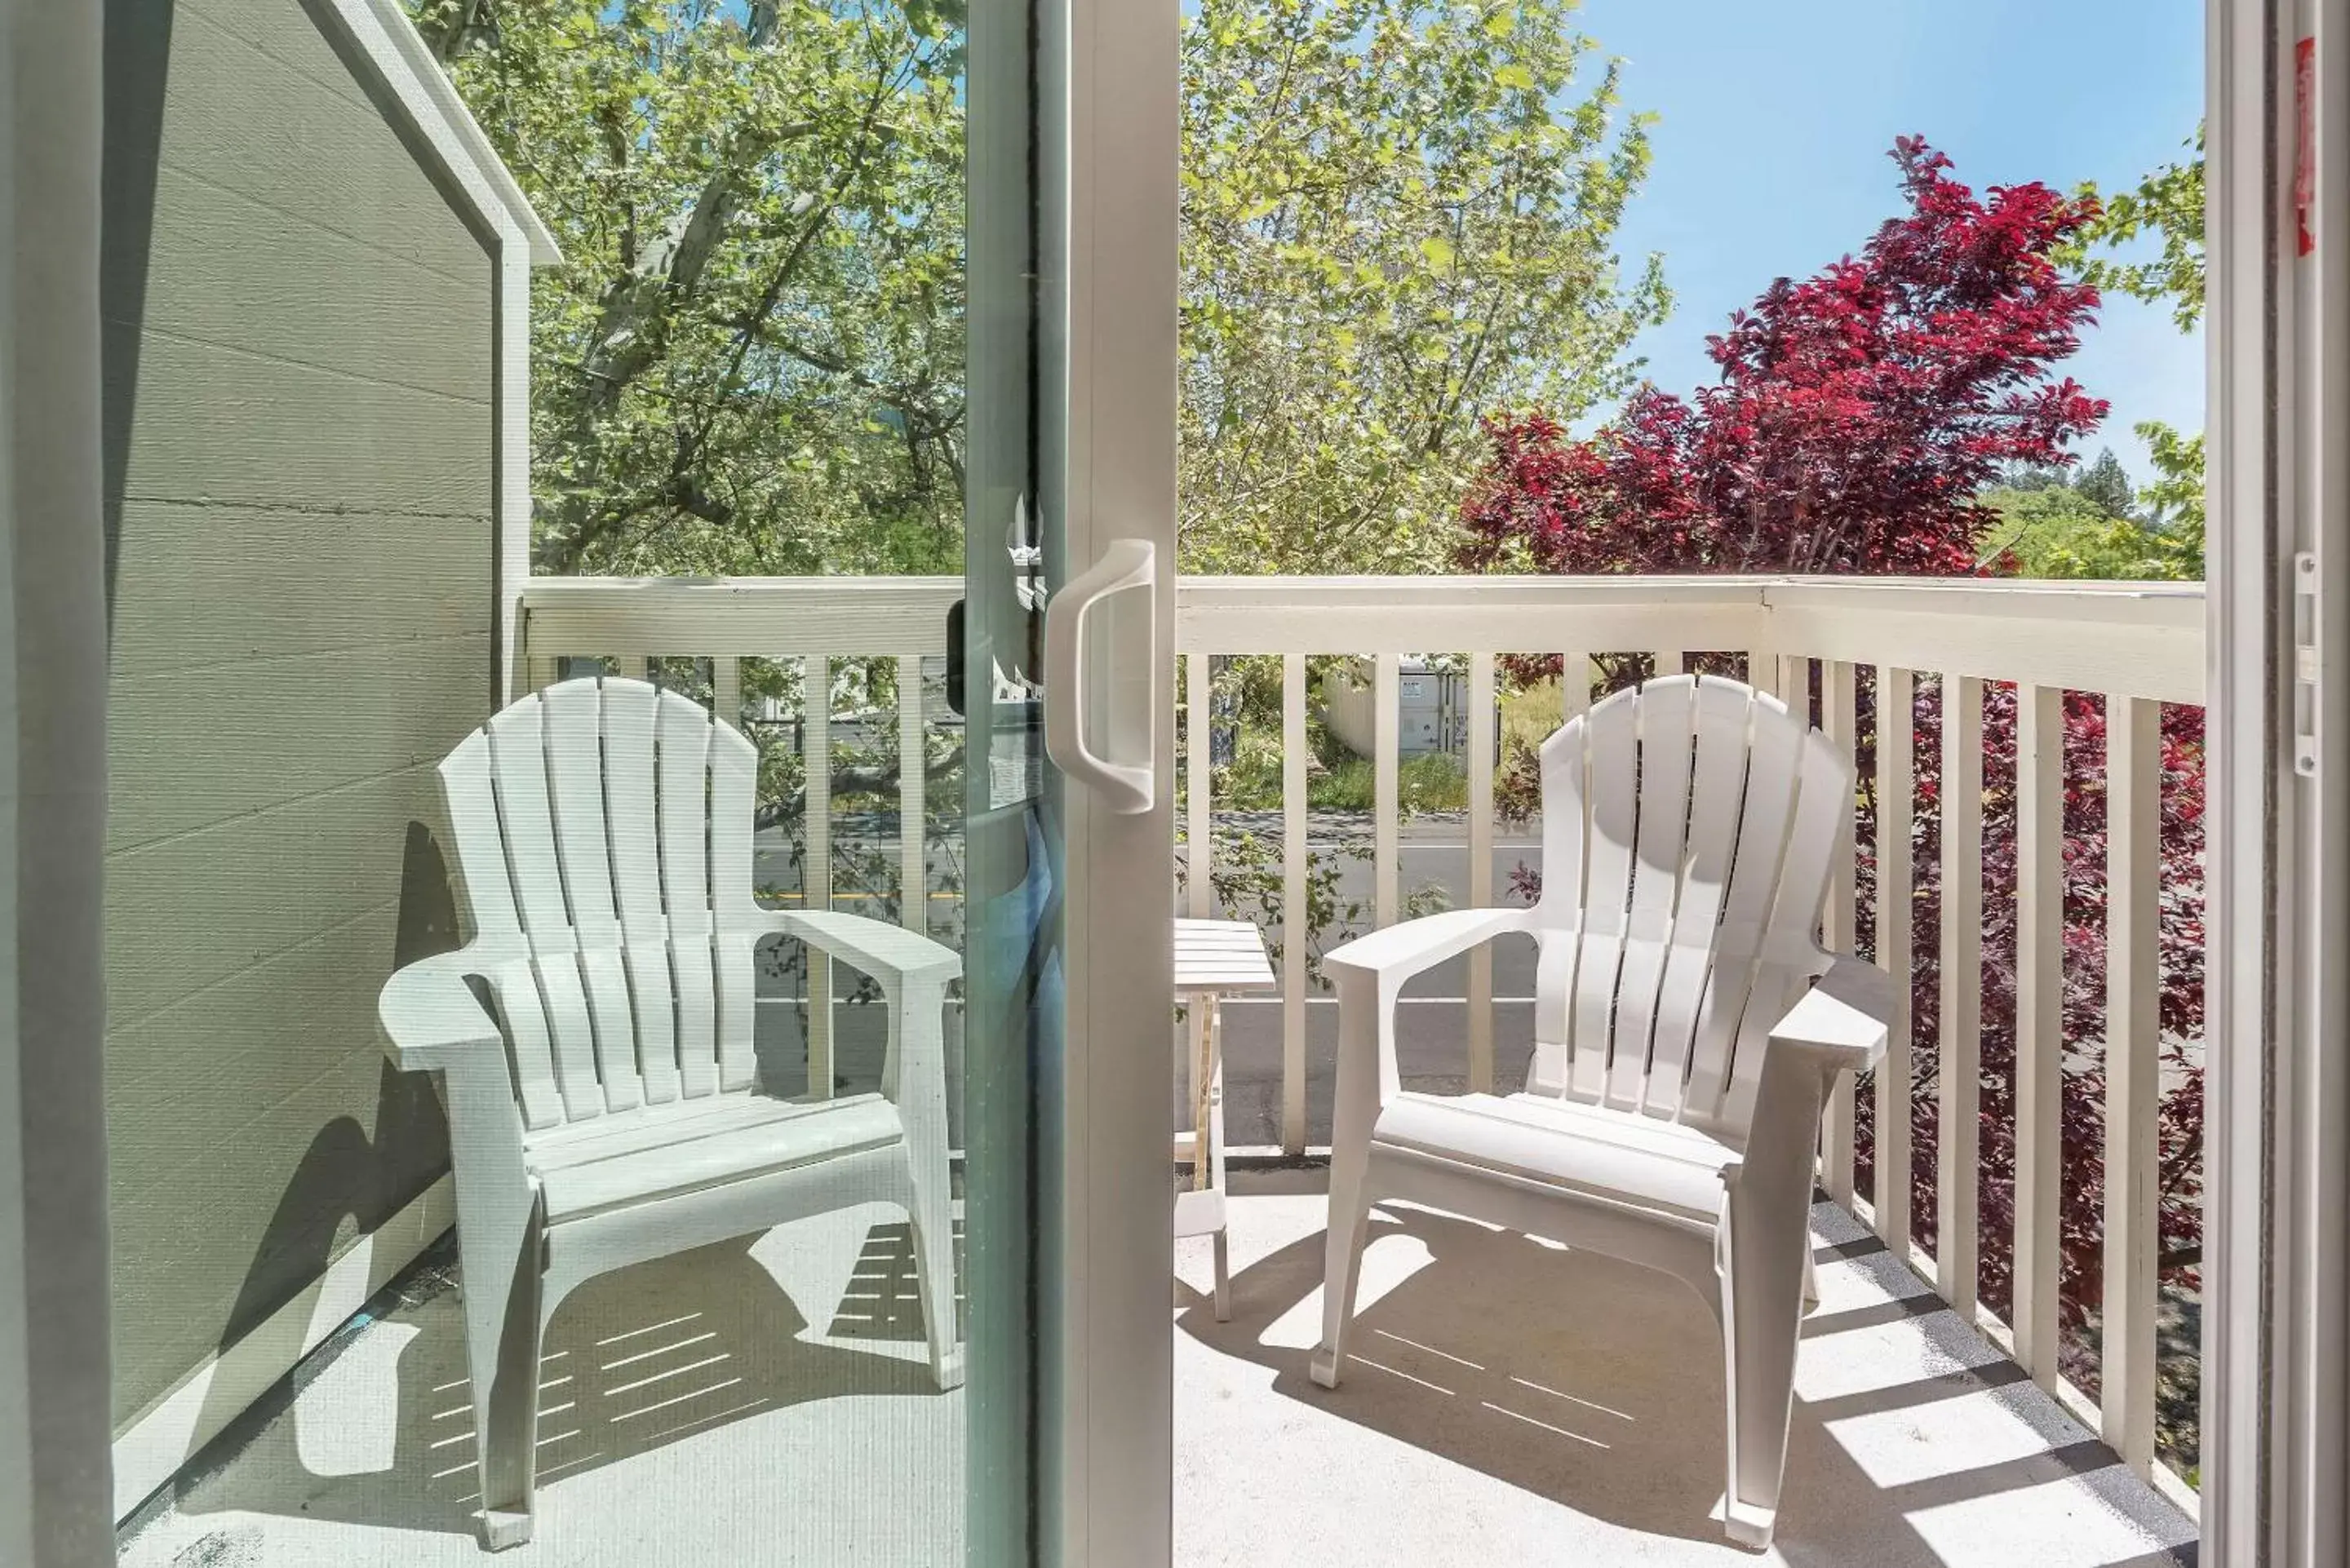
[750,812,1550,1149]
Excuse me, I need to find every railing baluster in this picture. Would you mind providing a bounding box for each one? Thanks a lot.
[1186,652,1213,919]
[898,654,925,934]
[1528,653,1590,1098]
[1875,665,1915,1260]
[805,655,832,1100]
[2104,694,2160,1474]
[1374,653,1399,928]
[1937,673,1984,1318]
[1467,652,1496,1095]
[1282,653,1308,1155]
[1561,652,1590,720]
[2014,683,2064,1389]
[1821,660,1858,1207]
[1527,651,1590,1103]
[712,656,742,729]
[1654,649,1684,678]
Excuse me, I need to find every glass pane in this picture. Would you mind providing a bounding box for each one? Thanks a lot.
[101,0,1049,1561]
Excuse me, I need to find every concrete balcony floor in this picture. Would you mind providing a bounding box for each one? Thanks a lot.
[1176,1171,2194,1568]
[118,1172,2195,1567]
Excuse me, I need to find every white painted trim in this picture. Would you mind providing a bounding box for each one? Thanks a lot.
[313,0,552,701]
[2276,0,2350,1561]
[1053,0,1179,1553]
[2202,0,2348,1559]
[310,0,556,268]
[495,224,534,699]
[356,0,562,264]
[110,1177,455,1523]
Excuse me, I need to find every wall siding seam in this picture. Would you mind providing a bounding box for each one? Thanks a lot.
[101,897,406,1043]
[109,627,493,686]
[109,1039,428,1208]
[104,761,441,863]
[124,320,495,410]
[175,2,408,123]
[143,157,487,287]
[114,494,494,524]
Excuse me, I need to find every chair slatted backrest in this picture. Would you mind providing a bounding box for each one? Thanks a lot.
[438,676,765,1130]
[1529,675,1849,1138]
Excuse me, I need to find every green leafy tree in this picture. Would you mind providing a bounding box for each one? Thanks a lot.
[411,0,969,578]
[2073,447,2135,518]
[1178,0,1669,573]
[2068,126,2204,331]
[1979,482,2191,580]
[415,0,1667,582]
[2069,126,2206,577]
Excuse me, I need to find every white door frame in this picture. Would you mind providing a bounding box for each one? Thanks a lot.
[2,0,118,1559]
[2206,0,2350,1561]
[1046,0,1179,1562]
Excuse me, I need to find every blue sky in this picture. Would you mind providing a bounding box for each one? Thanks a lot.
[1577,0,2205,482]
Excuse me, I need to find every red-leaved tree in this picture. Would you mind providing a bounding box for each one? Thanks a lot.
[1458,135,2108,578]
[1459,139,2206,1455]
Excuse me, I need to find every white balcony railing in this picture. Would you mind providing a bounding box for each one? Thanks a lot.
[518,570,2208,1503]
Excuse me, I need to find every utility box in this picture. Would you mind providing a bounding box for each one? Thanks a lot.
[1321,658,1483,760]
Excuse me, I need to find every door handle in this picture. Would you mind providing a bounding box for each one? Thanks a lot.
[1043,538,1156,814]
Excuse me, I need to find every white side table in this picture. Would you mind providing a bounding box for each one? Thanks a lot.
[1173,917,1275,1322]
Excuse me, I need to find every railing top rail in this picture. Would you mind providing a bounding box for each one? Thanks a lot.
[1177,572,2205,599]
[521,574,961,658]
[1176,575,2205,703]
[524,571,2204,603]
[524,573,2207,705]
[521,574,966,600]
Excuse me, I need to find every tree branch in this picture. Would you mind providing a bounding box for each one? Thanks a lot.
[419,0,499,63]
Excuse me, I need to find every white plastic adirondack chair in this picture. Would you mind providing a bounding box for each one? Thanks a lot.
[377,676,962,1548]
[1312,675,1891,1549]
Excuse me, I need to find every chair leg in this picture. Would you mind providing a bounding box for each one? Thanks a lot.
[1717,1196,1809,1551]
[1207,996,1231,1323]
[907,1161,964,1391]
[461,1203,545,1550]
[1309,1146,1373,1389]
[1314,969,1384,1390]
[1211,1229,1232,1324]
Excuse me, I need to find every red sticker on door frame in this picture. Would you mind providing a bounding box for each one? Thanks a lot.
[2298,36,2317,257]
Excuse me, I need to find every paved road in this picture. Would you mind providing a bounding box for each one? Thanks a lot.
[751,810,1554,1149]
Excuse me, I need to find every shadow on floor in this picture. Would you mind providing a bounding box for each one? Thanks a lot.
[1176,1195,2192,1567]
[163,1217,960,1542]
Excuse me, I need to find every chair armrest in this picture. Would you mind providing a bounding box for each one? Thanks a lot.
[756,909,962,986]
[1767,954,1894,1076]
[377,949,507,1074]
[1324,907,1531,991]
[1324,908,1532,1113]
[1729,955,1896,1214]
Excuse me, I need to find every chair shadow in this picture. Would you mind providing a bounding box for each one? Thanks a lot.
[166,1220,960,1541]
[1176,1198,2189,1566]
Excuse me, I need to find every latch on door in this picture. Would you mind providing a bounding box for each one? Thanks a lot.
[2295,551,2321,778]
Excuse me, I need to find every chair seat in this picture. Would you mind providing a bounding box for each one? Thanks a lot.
[525,1092,904,1224]
[1370,1091,1740,1224]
